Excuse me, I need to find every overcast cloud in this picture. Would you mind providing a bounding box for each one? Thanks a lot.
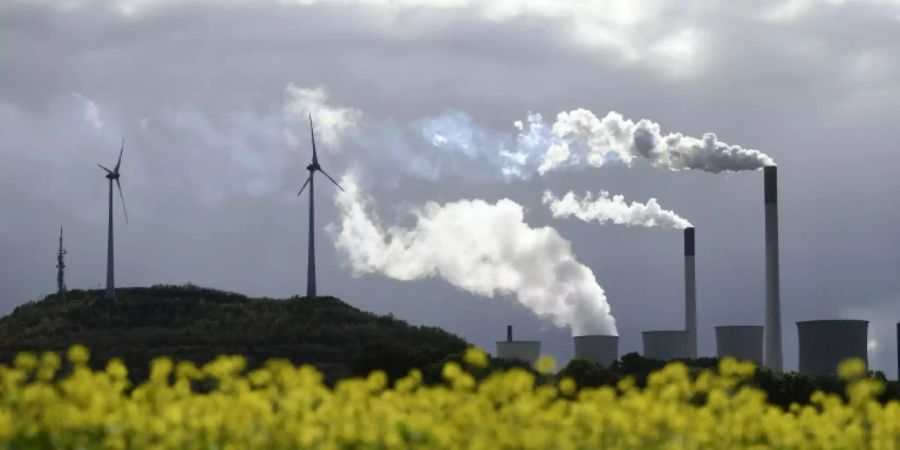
[1,0,899,377]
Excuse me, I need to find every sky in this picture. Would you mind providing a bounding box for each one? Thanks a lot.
[1,0,899,377]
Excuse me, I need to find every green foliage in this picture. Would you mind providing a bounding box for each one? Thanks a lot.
[557,352,900,408]
[0,285,468,384]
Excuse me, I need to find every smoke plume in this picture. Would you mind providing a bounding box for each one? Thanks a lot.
[527,109,774,174]
[276,87,773,182]
[411,108,774,179]
[543,190,692,230]
[330,176,618,335]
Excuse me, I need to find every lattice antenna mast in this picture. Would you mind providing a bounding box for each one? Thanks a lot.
[56,227,67,295]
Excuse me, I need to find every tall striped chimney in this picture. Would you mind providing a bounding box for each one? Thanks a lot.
[764,166,783,371]
[684,227,697,358]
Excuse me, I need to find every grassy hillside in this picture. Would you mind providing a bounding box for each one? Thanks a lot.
[0,285,469,382]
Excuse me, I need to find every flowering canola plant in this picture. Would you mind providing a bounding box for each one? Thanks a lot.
[0,346,897,449]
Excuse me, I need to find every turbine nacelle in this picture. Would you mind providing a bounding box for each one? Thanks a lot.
[297,116,344,196]
[98,138,129,223]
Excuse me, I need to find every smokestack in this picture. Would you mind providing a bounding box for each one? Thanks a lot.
[764,166,782,371]
[507,325,513,342]
[684,227,696,358]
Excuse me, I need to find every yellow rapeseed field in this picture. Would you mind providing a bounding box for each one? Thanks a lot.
[0,346,897,449]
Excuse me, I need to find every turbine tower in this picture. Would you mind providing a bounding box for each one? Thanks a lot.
[98,139,128,300]
[297,115,343,298]
[56,227,67,296]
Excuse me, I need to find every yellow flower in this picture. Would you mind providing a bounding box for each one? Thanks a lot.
[66,345,90,365]
[837,358,866,380]
[463,347,489,369]
[536,355,556,374]
[0,348,894,449]
[559,377,576,396]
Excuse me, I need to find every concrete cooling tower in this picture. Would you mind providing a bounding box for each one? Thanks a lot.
[573,335,619,366]
[495,326,541,366]
[642,331,691,361]
[797,320,868,376]
[715,326,764,365]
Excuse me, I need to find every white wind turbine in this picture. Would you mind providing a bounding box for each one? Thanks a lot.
[97,139,128,300]
[297,115,343,298]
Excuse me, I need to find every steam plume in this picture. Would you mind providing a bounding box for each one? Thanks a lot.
[330,176,618,335]
[416,109,774,179]
[543,190,692,230]
[528,110,774,174]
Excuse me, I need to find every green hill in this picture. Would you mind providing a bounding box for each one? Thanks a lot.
[0,285,469,382]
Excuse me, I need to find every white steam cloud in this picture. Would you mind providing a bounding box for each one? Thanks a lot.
[521,110,774,175]
[284,84,361,149]
[407,109,774,180]
[273,87,773,182]
[330,176,618,335]
[543,190,692,230]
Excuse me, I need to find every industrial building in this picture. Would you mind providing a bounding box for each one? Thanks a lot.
[715,326,763,365]
[797,320,868,376]
[573,335,618,366]
[642,331,690,361]
[495,326,540,366]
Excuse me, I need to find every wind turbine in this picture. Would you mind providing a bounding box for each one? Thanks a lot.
[98,139,128,300]
[297,115,343,298]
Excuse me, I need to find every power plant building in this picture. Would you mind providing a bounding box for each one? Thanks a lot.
[573,335,618,366]
[797,320,868,376]
[642,331,691,361]
[495,326,540,366]
[715,325,763,365]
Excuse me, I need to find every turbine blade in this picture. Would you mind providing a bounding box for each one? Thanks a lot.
[98,164,113,174]
[308,114,318,165]
[319,168,344,192]
[114,138,124,172]
[115,178,128,223]
[297,175,311,196]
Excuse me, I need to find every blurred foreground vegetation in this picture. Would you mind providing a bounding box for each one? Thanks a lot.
[0,347,897,449]
[1,284,896,409]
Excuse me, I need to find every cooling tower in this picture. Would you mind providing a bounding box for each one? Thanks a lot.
[715,325,764,365]
[642,331,691,361]
[573,335,618,366]
[797,320,868,376]
[495,325,541,366]
[684,227,697,358]
[764,165,783,371]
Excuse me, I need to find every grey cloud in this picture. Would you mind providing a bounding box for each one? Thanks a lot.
[1,0,899,378]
